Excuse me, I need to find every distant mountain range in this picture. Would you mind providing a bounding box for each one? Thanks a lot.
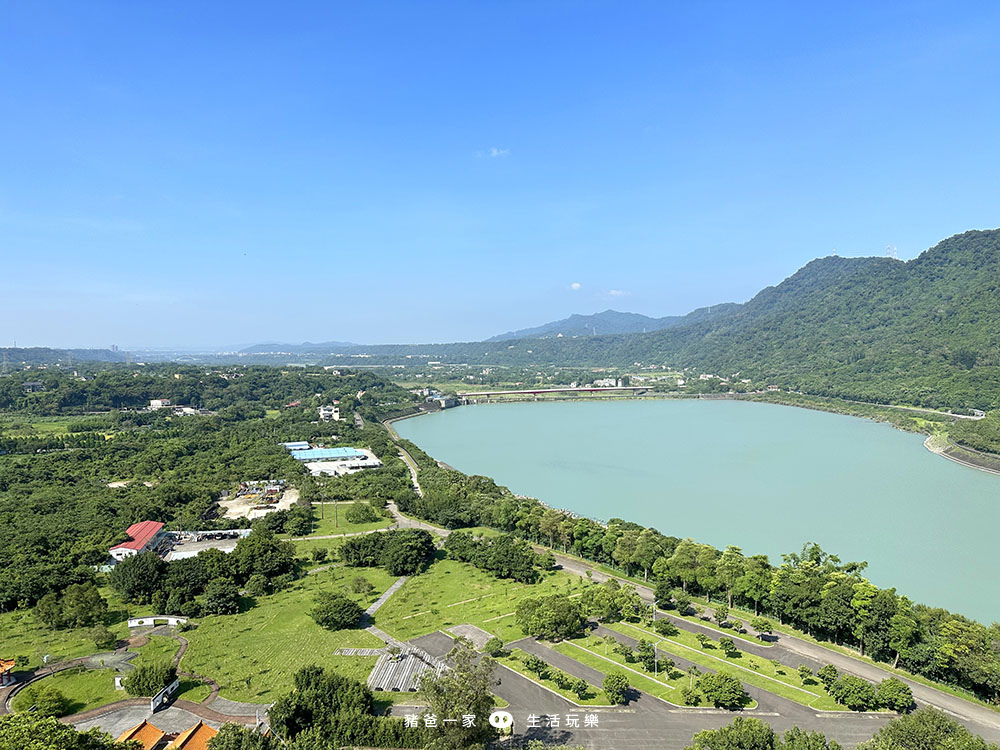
[239,340,359,354]
[234,228,998,408]
[10,229,1000,409]
[486,306,738,341]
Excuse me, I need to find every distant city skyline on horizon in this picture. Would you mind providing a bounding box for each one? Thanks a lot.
[4,2,1000,348]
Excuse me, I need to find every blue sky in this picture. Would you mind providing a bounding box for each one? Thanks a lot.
[3,1,1000,348]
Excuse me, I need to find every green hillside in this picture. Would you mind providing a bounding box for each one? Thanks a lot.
[313,229,1000,410]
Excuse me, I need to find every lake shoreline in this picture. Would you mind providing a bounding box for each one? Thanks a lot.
[388,391,1000,477]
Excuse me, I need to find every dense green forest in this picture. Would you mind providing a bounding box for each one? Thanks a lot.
[0,367,419,608]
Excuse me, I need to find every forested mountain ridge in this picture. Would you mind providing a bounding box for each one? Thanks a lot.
[487,309,673,340]
[296,229,1000,409]
[645,229,1000,406]
[487,305,741,341]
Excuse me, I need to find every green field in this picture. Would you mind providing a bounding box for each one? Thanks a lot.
[497,648,611,706]
[609,621,842,710]
[0,610,111,670]
[375,558,588,642]
[179,566,396,702]
[295,506,393,538]
[132,635,179,667]
[11,667,120,716]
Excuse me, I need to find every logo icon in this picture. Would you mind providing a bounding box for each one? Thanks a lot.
[488,710,514,729]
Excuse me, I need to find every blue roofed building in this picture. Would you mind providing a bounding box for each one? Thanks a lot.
[290,447,367,461]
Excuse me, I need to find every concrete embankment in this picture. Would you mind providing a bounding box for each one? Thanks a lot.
[925,435,1000,476]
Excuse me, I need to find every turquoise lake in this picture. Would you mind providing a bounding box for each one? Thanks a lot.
[395,399,1000,624]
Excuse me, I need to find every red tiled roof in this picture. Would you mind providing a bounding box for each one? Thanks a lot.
[117,720,167,750]
[110,521,164,551]
[0,659,15,674]
[166,721,218,750]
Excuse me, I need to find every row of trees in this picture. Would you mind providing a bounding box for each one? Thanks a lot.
[686,707,998,749]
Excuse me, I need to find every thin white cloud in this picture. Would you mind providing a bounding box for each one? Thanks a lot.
[569,282,582,291]
[489,147,510,158]
[607,289,629,297]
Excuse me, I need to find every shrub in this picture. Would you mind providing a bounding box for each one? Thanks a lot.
[124,663,177,697]
[245,574,268,597]
[203,578,241,615]
[90,624,116,650]
[310,592,364,630]
[877,677,914,713]
[345,502,381,524]
[348,576,374,595]
[483,637,505,658]
[523,654,547,677]
[652,618,679,636]
[818,664,839,690]
[603,672,629,705]
[680,685,701,706]
[514,595,584,641]
[829,675,879,711]
[697,672,748,709]
[19,684,67,717]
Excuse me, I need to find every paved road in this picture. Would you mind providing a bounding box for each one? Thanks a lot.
[409,631,895,748]
[548,550,1000,741]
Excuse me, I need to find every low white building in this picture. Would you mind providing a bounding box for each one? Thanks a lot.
[319,405,341,422]
[149,398,171,409]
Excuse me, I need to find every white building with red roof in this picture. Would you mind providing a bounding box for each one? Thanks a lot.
[110,520,165,561]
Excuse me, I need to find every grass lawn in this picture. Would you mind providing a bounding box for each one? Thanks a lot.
[608,621,841,711]
[132,635,180,667]
[0,610,106,670]
[293,536,348,558]
[374,558,588,642]
[299,508,392,537]
[11,667,120,716]
[180,566,396,702]
[176,678,213,703]
[549,639,693,706]
[0,415,94,437]
[497,648,611,706]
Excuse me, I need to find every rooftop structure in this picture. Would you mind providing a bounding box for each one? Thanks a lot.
[290,447,366,461]
[0,658,15,686]
[117,721,167,750]
[110,520,165,561]
[280,441,311,451]
[166,721,218,750]
[318,404,341,421]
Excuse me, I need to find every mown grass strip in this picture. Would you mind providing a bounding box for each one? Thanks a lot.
[608,622,842,711]
[497,648,612,706]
